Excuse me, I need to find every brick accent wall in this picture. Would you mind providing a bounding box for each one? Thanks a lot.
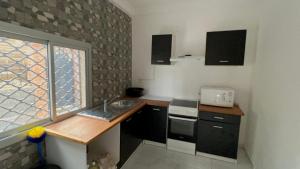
[0,0,132,168]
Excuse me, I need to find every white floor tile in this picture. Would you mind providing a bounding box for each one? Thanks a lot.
[211,149,253,169]
[121,144,253,169]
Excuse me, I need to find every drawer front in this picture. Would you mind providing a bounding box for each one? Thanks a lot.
[198,111,240,124]
[148,105,167,113]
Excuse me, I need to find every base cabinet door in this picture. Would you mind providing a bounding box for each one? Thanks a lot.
[118,105,167,168]
[133,108,147,141]
[119,117,133,168]
[197,120,240,159]
[144,105,167,144]
[119,113,142,168]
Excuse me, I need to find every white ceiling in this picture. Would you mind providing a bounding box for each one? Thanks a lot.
[114,0,198,16]
[127,0,259,7]
[127,0,199,8]
[127,0,204,9]
[126,0,260,15]
[116,0,262,16]
[126,0,210,15]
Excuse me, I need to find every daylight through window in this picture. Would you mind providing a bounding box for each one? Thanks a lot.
[0,36,49,133]
[53,46,86,115]
[0,33,89,137]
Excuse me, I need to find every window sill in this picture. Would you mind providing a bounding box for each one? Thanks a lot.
[0,130,28,149]
[0,109,84,149]
[0,121,52,149]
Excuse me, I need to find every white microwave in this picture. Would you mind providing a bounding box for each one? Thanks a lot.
[200,87,235,107]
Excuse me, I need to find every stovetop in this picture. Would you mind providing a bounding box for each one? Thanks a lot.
[170,99,198,108]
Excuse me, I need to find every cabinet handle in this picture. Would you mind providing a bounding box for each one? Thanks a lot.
[212,126,223,129]
[152,108,160,111]
[213,116,225,120]
[126,117,132,122]
[156,60,165,63]
[219,60,229,63]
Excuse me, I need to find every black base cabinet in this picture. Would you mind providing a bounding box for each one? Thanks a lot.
[143,105,167,144]
[118,105,168,168]
[196,112,241,159]
[118,109,144,168]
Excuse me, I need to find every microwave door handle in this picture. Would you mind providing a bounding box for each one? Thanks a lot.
[169,116,197,122]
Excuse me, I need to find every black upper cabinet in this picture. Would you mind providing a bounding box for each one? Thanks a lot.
[151,34,172,65]
[205,30,247,66]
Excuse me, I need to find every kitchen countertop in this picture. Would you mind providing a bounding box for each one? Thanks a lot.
[45,98,170,144]
[199,104,244,116]
[46,96,244,144]
[140,95,173,102]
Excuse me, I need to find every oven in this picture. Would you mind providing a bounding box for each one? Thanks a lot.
[168,114,197,143]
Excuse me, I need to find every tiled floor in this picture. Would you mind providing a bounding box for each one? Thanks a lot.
[121,144,253,169]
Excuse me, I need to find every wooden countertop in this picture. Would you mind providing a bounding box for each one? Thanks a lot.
[46,99,169,144]
[199,104,244,116]
[46,98,243,144]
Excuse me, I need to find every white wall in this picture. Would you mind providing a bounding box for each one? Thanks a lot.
[245,0,300,169]
[132,0,259,145]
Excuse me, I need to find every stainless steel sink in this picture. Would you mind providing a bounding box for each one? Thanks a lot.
[110,100,136,109]
[79,99,138,122]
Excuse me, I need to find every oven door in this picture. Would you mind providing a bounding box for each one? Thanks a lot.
[168,115,197,143]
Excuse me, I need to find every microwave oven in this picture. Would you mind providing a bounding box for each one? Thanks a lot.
[200,87,235,107]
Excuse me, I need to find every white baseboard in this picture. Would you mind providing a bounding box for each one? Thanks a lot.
[196,151,237,164]
[243,147,255,169]
[167,139,196,155]
[143,140,166,148]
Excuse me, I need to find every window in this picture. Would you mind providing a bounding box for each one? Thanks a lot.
[53,46,86,116]
[0,36,49,133]
[0,27,91,138]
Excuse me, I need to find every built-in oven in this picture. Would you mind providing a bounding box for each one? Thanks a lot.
[168,114,197,143]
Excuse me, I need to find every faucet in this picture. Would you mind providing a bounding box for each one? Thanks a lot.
[103,95,120,112]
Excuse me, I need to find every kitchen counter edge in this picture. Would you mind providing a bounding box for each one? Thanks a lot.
[45,99,169,144]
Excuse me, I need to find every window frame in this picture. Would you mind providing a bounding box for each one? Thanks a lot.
[0,21,92,145]
[49,42,92,121]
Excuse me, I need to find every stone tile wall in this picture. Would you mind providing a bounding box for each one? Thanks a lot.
[0,0,132,105]
[0,0,132,168]
[0,140,40,169]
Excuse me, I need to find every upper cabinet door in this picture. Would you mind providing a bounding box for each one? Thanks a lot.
[151,34,172,65]
[205,30,247,66]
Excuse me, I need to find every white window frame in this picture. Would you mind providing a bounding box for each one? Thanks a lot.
[0,21,92,147]
[49,42,91,121]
